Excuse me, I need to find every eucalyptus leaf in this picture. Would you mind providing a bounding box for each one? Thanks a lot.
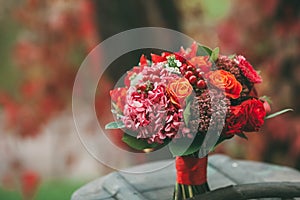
[183,100,191,126]
[105,121,125,129]
[265,108,293,119]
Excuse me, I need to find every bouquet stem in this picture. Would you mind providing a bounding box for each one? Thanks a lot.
[173,152,210,200]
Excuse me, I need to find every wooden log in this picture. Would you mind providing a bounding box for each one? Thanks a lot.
[189,182,300,200]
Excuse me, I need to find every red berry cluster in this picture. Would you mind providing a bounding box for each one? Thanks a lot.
[180,64,207,91]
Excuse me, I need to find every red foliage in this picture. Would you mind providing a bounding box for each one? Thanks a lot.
[0,0,105,137]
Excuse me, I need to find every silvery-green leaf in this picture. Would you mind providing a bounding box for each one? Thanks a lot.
[265,109,293,119]
[105,121,125,129]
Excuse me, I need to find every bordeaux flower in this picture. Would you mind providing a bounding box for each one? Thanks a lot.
[235,55,262,84]
[206,70,242,99]
[166,77,193,108]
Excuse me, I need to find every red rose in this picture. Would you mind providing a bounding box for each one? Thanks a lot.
[224,106,246,136]
[224,98,266,135]
[241,98,266,132]
[235,55,262,84]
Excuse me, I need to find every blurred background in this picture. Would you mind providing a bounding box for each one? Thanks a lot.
[0,0,299,199]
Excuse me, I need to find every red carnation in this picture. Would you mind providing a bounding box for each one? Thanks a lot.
[235,55,262,84]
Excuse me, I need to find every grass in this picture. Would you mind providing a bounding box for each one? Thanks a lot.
[0,179,87,200]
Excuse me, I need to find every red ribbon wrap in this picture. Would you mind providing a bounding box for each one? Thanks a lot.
[175,156,208,185]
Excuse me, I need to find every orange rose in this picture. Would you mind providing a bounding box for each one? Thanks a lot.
[206,70,242,99]
[167,78,193,108]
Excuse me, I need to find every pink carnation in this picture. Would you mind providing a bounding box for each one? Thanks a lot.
[122,82,183,144]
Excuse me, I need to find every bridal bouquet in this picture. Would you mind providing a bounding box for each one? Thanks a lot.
[105,43,290,199]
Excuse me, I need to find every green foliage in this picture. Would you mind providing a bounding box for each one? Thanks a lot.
[0,20,21,94]
[130,73,143,86]
[0,189,21,200]
[169,133,205,156]
[35,179,85,200]
[260,95,272,104]
[197,44,219,62]
[210,47,220,62]
[105,121,125,129]
[197,44,212,56]
[236,132,248,140]
[0,179,86,200]
[200,0,231,22]
[122,133,170,151]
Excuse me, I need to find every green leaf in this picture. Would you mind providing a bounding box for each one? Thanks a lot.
[105,121,125,129]
[210,47,219,62]
[215,134,234,146]
[111,102,123,114]
[122,133,170,151]
[265,108,293,119]
[260,95,272,104]
[236,132,248,140]
[228,54,236,59]
[130,73,143,86]
[197,45,212,56]
[169,133,205,156]
[183,99,192,126]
